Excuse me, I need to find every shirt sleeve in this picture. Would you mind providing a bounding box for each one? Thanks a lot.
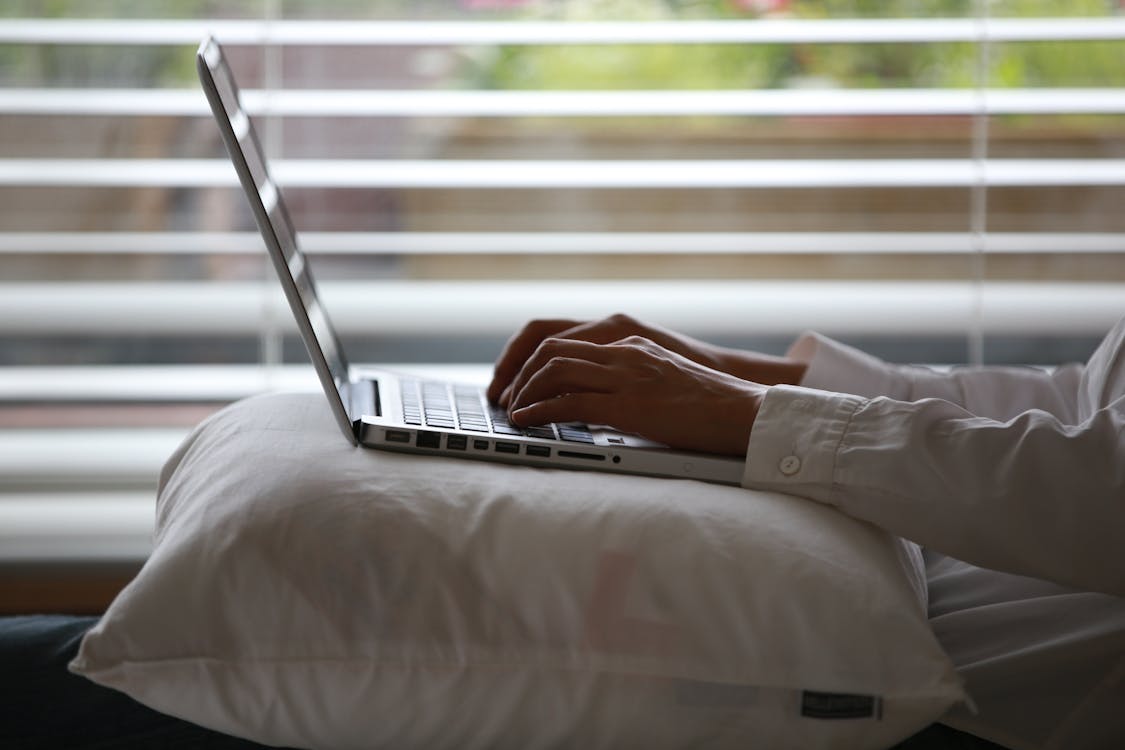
[789,331,1085,423]
[743,331,1125,598]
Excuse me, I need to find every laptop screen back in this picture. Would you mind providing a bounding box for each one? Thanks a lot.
[197,38,357,439]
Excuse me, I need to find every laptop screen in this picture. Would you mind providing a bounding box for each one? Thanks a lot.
[197,38,356,431]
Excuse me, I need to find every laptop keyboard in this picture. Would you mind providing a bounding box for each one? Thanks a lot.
[399,378,594,444]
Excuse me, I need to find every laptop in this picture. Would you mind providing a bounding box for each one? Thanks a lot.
[196,36,744,485]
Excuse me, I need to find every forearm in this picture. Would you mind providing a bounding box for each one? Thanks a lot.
[790,331,1084,421]
[707,346,809,387]
[743,385,1125,596]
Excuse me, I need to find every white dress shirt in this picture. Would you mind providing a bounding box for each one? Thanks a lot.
[742,317,1125,750]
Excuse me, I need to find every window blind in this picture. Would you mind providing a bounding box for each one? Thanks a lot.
[2,5,1123,565]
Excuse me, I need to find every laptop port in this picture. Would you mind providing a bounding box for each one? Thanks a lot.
[473,439,490,450]
[494,441,520,454]
[385,430,411,444]
[558,450,605,462]
[446,434,467,451]
[416,431,441,449]
[526,445,551,458]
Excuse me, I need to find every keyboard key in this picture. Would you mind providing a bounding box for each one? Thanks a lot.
[523,426,557,440]
[559,428,595,444]
[403,377,597,445]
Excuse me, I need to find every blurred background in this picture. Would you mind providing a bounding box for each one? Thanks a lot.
[1,0,1123,610]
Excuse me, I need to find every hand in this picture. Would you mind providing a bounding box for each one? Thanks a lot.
[489,313,717,407]
[505,335,765,457]
[488,313,805,408]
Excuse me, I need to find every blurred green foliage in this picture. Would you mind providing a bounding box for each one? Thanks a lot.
[476,0,1125,91]
[1,0,1121,95]
[0,0,219,86]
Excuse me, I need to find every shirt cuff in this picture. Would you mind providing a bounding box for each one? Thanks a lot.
[788,331,912,400]
[741,384,865,504]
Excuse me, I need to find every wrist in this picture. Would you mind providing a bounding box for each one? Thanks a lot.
[705,379,765,458]
[717,349,808,387]
[769,358,809,387]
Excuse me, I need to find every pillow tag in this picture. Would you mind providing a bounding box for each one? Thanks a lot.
[800,691,883,720]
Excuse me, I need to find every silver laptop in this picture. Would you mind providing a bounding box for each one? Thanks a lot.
[197,36,743,485]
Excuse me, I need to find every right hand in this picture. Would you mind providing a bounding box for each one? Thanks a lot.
[487,313,806,407]
[503,334,765,457]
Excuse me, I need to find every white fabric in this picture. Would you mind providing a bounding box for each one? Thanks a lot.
[744,318,1125,749]
[925,553,1125,750]
[70,392,963,750]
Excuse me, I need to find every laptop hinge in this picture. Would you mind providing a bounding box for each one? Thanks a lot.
[346,375,380,419]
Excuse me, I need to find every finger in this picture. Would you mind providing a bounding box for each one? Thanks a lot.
[611,334,662,353]
[508,357,617,415]
[509,392,618,429]
[505,338,620,412]
[498,324,599,408]
[488,319,579,402]
[490,316,655,404]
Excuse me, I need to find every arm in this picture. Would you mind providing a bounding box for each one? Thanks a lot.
[790,332,1084,422]
[743,383,1125,597]
[764,322,1125,595]
[488,313,805,407]
[493,316,1082,422]
[496,315,1125,596]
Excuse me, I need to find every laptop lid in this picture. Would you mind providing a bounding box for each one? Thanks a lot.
[195,37,745,485]
[196,36,360,445]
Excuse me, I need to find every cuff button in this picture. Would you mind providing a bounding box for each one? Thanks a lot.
[779,455,802,476]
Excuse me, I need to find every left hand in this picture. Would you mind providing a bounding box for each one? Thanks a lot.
[506,335,765,457]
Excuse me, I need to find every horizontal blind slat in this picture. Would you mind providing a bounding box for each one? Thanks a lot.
[3,18,1125,45]
[6,88,1125,116]
[0,493,156,563]
[0,364,485,402]
[5,159,1125,188]
[1,281,1120,335]
[2,231,1123,255]
[0,429,184,487]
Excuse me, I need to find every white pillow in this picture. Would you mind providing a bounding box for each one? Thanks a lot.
[71,392,964,750]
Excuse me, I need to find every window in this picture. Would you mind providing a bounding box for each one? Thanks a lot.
[1,1,1123,578]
